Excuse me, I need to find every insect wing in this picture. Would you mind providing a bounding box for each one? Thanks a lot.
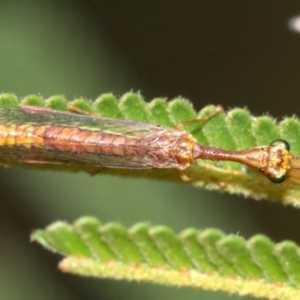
[0,106,165,168]
[286,155,300,184]
[16,106,164,136]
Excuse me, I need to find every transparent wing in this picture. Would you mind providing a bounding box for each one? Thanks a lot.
[287,155,300,184]
[0,106,169,169]
[0,106,164,138]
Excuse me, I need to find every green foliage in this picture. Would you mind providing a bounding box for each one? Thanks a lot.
[2,92,300,298]
[31,217,300,300]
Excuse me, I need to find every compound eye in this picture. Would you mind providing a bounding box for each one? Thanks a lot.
[270,139,290,151]
[268,172,286,184]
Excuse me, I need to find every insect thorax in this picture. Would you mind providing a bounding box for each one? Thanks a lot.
[145,130,196,169]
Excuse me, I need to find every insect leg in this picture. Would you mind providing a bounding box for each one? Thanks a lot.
[67,103,95,116]
[175,105,223,130]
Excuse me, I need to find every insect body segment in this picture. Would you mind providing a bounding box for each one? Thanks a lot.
[0,106,197,169]
[0,123,45,148]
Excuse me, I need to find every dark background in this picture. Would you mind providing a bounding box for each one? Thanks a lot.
[1,1,300,300]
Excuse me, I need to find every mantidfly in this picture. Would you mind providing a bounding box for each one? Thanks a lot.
[0,103,298,184]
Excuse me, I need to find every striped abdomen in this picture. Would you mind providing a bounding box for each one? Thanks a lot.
[0,123,197,169]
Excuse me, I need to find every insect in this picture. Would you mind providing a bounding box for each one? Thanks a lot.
[0,104,298,183]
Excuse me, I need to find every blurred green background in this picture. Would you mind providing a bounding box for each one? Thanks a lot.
[1,1,300,300]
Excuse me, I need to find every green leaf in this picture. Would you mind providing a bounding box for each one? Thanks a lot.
[1,92,300,206]
[119,92,150,121]
[99,223,143,264]
[93,93,123,119]
[130,223,169,267]
[45,95,68,111]
[31,217,300,300]
[274,241,300,286]
[149,226,194,269]
[0,93,19,107]
[248,235,288,283]
[180,228,217,273]
[32,221,92,256]
[217,235,262,279]
[74,217,116,261]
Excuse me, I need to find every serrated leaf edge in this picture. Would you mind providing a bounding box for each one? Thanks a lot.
[32,217,300,300]
[1,93,300,205]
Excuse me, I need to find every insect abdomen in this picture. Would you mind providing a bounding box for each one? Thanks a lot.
[0,123,45,148]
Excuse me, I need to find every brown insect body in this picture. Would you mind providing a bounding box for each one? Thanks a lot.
[0,105,296,183]
[0,106,197,169]
[194,140,292,183]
